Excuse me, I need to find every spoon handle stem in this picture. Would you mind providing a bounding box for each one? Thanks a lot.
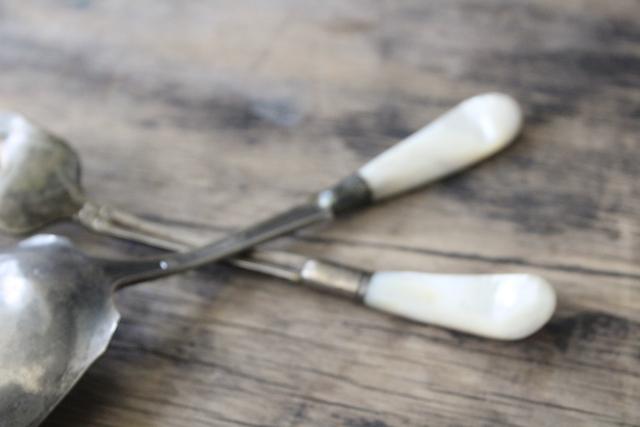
[105,200,333,286]
[234,251,371,298]
[73,202,192,252]
[76,201,199,251]
[77,200,375,298]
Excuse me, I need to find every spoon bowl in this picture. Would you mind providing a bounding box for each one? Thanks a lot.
[0,113,84,234]
[0,235,118,427]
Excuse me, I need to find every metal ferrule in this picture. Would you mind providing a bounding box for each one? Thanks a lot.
[75,201,106,229]
[316,174,373,215]
[299,259,371,301]
[232,251,371,301]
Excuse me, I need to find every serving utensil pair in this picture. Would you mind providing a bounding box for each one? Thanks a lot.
[0,93,556,427]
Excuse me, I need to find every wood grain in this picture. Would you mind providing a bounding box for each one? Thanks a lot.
[1,0,639,425]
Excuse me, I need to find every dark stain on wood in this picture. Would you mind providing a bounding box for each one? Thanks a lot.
[461,13,640,126]
[159,92,271,132]
[440,153,607,236]
[336,105,412,158]
[344,418,391,427]
[158,89,304,133]
[545,311,633,352]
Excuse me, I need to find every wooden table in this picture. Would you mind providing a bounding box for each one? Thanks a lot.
[1,1,639,425]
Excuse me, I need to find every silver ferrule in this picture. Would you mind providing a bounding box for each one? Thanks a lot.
[75,200,106,229]
[299,259,371,300]
[316,174,373,215]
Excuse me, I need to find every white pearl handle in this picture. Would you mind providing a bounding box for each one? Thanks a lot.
[358,93,523,199]
[364,271,556,340]
[0,113,10,134]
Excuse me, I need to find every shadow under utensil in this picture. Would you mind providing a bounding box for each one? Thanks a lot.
[41,360,128,427]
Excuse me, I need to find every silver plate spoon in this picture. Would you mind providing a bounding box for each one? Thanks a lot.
[0,93,536,426]
[0,92,523,244]
[0,235,556,427]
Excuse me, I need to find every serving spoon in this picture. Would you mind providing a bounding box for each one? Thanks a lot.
[0,93,554,426]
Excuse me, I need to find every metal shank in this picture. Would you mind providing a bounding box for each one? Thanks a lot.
[232,251,371,300]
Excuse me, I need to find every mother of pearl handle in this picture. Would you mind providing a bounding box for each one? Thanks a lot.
[363,271,556,340]
[357,93,523,200]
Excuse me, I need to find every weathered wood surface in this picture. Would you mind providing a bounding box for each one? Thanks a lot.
[1,0,639,425]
